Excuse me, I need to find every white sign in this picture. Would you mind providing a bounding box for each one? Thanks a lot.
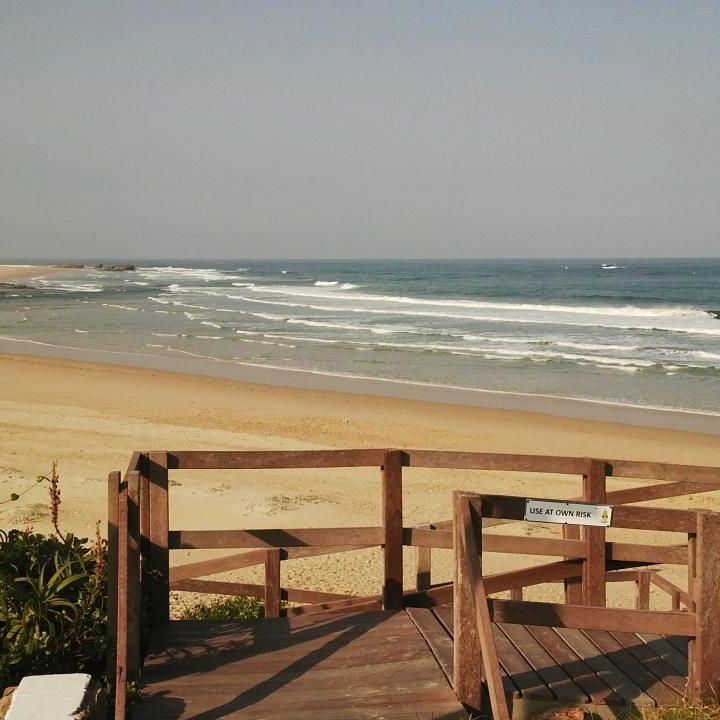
[524,498,613,527]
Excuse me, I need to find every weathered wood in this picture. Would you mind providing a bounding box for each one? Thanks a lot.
[484,534,588,557]
[114,480,128,720]
[583,460,606,606]
[604,459,720,485]
[485,559,584,594]
[612,505,697,532]
[403,527,453,549]
[135,610,466,719]
[501,622,589,702]
[167,448,386,470]
[169,526,384,550]
[106,471,120,683]
[554,626,653,704]
[139,465,151,568]
[604,480,710,506]
[264,548,282,618]
[125,471,141,682]
[125,450,143,474]
[465,498,510,720]
[382,449,404,610]
[453,492,483,710]
[407,450,589,474]
[583,629,680,705]
[416,548,432,591]
[403,582,454,607]
[524,624,625,704]
[414,523,434,591]
[689,511,720,700]
[636,570,651,610]
[285,597,383,617]
[487,598,696,636]
[148,451,170,624]
[609,630,688,696]
[563,524,584,604]
[608,542,687,565]
[406,607,454,684]
[606,569,641,582]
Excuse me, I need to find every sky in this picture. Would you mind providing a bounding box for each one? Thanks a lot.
[1,1,719,260]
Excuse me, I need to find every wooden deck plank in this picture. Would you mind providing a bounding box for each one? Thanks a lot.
[582,629,681,705]
[406,607,455,685]
[499,623,589,703]
[637,634,689,676]
[435,605,554,700]
[554,627,654,705]
[136,610,465,720]
[609,631,688,696]
[524,625,625,705]
[136,606,692,719]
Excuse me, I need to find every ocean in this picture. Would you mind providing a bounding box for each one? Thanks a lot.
[2,258,720,415]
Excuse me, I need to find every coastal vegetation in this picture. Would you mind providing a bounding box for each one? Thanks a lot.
[0,466,107,691]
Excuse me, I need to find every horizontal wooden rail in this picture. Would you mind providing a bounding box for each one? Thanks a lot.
[165,449,387,470]
[169,527,384,550]
[406,450,589,474]
[487,597,697,636]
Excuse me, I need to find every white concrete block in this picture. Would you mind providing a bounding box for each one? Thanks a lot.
[6,674,103,720]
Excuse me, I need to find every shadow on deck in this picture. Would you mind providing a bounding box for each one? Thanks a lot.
[134,610,466,720]
[134,607,689,720]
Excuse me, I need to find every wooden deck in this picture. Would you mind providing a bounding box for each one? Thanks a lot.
[134,610,466,720]
[134,607,688,719]
[111,450,720,719]
[418,606,688,718]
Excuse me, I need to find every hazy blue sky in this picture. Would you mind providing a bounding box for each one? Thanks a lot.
[1,2,719,260]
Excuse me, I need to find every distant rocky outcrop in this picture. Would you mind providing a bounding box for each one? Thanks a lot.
[93,263,136,272]
[53,263,85,269]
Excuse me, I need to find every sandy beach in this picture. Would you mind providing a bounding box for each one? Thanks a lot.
[2,346,720,613]
[0,264,69,282]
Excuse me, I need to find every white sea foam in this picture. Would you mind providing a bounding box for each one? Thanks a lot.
[102,303,142,312]
[200,321,222,329]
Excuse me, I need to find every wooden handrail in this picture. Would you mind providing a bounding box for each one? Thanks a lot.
[110,447,720,709]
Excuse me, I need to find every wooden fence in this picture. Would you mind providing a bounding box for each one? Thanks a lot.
[108,449,720,717]
[453,491,720,719]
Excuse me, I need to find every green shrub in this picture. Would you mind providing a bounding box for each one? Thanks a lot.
[0,528,107,691]
[178,595,264,621]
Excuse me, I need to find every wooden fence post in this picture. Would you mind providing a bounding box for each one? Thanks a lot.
[264,548,282,618]
[382,450,404,610]
[415,523,433,591]
[114,480,128,720]
[453,492,483,710]
[148,451,170,624]
[583,460,607,606]
[126,471,141,682]
[106,471,121,683]
[563,524,583,604]
[636,569,651,610]
[689,511,720,699]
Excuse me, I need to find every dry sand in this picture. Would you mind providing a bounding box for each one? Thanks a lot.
[0,264,67,281]
[2,349,719,614]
